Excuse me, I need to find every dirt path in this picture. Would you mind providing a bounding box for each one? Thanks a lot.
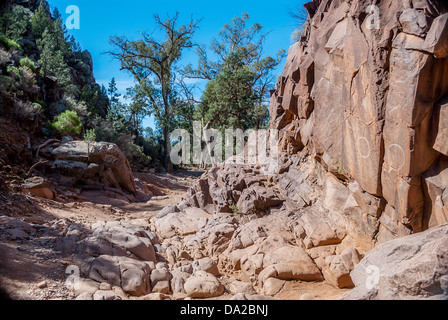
[0,168,347,300]
[0,169,202,300]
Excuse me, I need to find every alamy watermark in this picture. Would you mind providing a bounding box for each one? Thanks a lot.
[170,121,280,175]
[65,265,80,291]
[65,5,80,30]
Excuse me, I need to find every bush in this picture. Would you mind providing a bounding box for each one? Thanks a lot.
[83,129,96,143]
[115,133,151,170]
[19,57,36,73]
[7,65,38,96]
[0,35,20,51]
[93,115,151,170]
[33,99,46,109]
[0,49,11,66]
[51,110,82,136]
[0,75,12,94]
[14,101,43,122]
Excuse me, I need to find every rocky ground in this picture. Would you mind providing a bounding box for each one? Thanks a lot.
[0,169,201,300]
[0,162,349,301]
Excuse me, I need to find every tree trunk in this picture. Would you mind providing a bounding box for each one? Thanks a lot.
[164,126,174,173]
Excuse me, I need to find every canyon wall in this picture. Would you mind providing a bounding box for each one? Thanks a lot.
[271,0,448,243]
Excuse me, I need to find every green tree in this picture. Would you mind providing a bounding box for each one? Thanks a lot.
[123,82,150,139]
[30,1,50,39]
[50,8,71,57]
[201,53,257,131]
[51,110,82,136]
[107,77,121,114]
[84,129,96,161]
[37,28,71,88]
[184,13,285,131]
[0,5,31,42]
[108,13,200,173]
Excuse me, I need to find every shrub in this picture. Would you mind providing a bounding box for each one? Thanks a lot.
[33,99,46,109]
[0,35,20,51]
[83,129,96,143]
[0,49,11,66]
[0,75,13,94]
[19,57,36,73]
[51,110,82,136]
[14,101,42,122]
[7,65,38,96]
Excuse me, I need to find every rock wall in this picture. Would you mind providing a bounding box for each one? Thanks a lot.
[271,0,448,242]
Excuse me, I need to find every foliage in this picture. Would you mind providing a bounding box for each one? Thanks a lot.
[13,100,42,122]
[83,128,97,143]
[122,82,151,137]
[202,58,257,131]
[0,48,11,65]
[19,57,36,73]
[107,77,122,115]
[7,64,38,96]
[115,133,151,170]
[51,110,82,136]
[92,112,151,169]
[184,13,285,131]
[30,1,50,39]
[229,204,240,219]
[59,94,91,123]
[0,5,31,43]
[37,28,71,88]
[0,35,20,51]
[0,75,12,98]
[108,13,200,172]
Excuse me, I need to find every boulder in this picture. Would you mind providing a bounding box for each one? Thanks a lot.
[424,13,448,58]
[22,176,56,200]
[344,225,448,300]
[228,280,257,295]
[192,257,219,276]
[150,269,171,294]
[259,245,323,283]
[322,248,359,289]
[184,271,224,298]
[88,255,151,297]
[262,278,286,296]
[50,141,136,195]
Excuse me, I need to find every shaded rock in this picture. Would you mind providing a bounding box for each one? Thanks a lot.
[424,13,448,58]
[50,141,136,195]
[88,255,151,297]
[259,245,323,282]
[93,290,122,301]
[399,8,428,37]
[170,269,190,294]
[22,176,56,200]
[230,293,280,300]
[236,185,284,215]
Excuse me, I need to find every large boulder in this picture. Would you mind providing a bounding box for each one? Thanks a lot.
[50,141,136,195]
[184,271,224,298]
[22,176,56,200]
[344,225,448,300]
[88,255,151,297]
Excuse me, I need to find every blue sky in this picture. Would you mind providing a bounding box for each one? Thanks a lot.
[47,0,306,129]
